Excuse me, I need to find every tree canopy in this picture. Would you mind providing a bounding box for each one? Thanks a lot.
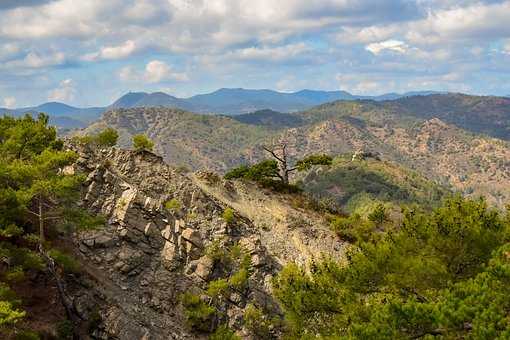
[272,196,510,339]
[0,114,103,337]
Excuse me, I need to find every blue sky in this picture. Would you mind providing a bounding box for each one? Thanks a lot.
[1,0,510,108]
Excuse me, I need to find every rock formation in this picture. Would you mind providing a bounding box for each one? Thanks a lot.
[66,144,343,339]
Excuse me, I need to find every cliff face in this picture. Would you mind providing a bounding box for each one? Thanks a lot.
[67,145,343,339]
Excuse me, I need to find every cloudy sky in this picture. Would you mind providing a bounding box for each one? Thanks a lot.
[1,0,510,108]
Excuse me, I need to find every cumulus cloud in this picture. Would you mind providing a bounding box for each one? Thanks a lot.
[144,60,188,83]
[1,0,510,105]
[502,39,510,54]
[82,40,137,61]
[365,40,409,55]
[119,61,188,83]
[48,79,76,102]
[0,43,20,61]
[2,97,17,108]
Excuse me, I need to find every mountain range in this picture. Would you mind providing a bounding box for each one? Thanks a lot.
[83,93,510,208]
[1,88,442,129]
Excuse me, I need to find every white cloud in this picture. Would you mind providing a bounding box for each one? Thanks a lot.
[118,66,138,82]
[0,43,20,61]
[503,40,510,55]
[342,1,510,47]
[118,61,188,83]
[2,97,17,108]
[82,40,137,61]
[1,51,66,69]
[365,39,409,55]
[48,78,76,102]
[231,43,310,62]
[144,60,188,83]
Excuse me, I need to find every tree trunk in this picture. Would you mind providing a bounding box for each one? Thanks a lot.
[281,152,289,185]
[38,197,45,245]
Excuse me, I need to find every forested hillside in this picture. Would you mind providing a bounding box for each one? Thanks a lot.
[2,113,510,339]
[82,94,510,207]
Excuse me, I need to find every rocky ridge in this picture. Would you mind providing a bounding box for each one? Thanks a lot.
[66,145,343,339]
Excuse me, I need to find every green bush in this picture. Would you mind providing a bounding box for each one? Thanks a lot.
[295,154,333,171]
[222,208,235,224]
[56,319,74,339]
[209,325,240,340]
[367,203,388,225]
[164,198,181,212]
[14,330,40,340]
[132,134,154,151]
[207,279,229,299]
[244,304,272,339]
[48,249,80,273]
[95,128,119,147]
[181,292,217,332]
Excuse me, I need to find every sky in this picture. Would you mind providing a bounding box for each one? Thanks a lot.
[1,0,510,108]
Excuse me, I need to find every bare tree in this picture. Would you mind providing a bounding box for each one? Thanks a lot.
[262,142,297,185]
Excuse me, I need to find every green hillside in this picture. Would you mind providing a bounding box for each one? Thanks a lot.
[297,156,450,214]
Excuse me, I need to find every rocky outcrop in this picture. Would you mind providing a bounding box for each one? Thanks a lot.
[67,145,344,339]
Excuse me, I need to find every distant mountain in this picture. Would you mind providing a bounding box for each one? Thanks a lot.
[1,102,104,130]
[83,93,510,207]
[231,109,305,129]
[181,88,442,115]
[0,88,448,129]
[110,91,190,110]
[110,92,149,108]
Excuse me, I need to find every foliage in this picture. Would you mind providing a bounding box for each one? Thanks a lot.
[181,292,217,332]
[244,304,273,339]
[95,128,119,147]
[56,319,74,339]
[182,242,253,335]
[72,127,119,148]
[273,196,510,339]
[0,301,25,326]
[367,203,388,225]
[0,114,103,333]
[224,160,301,193]
[222,208,235,225]
[47,249,80,273]
[209,324,240,340]
[14,330,40,340]
[164,198,181,212]
[299,156,449,213]
[295,154,333,171]
[225,153,332,192]
[132,134,154,151]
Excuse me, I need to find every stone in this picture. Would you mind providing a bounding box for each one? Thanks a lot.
[252,253,266,267]
[194,256,214,279]
[181,228,202,248]
[92,234,116,248]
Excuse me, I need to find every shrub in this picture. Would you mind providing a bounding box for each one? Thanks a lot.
[132,134,154,151]
[56,320,74,339]
[165,198,181,212]
[209,325,240,340]
[207,279,229,299]
[95,128,119,147]
[367,203,388,225]
[48,249,80,273]
[14,330,40,340]
[222,208,235,225]
[181,292,217,332]
[295,154,333,171]
[244,304,272,339]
